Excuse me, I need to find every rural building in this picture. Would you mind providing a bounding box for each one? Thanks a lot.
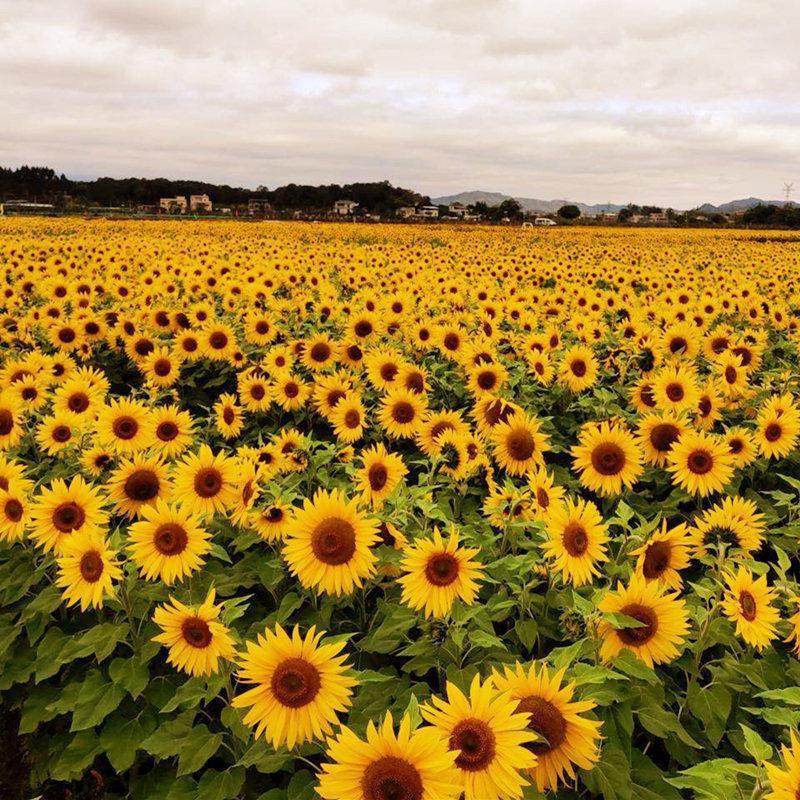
[648,210,668,223]
[190,194,213,213]
[448,202,469,217]
[333,199,358,215]
[247,198,272,215]
[159,196,187,214]
[396,206,416,219]
[417,205,439,218]
[595,212,618,223]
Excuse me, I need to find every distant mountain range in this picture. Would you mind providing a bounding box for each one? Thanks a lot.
[431,190,793,216]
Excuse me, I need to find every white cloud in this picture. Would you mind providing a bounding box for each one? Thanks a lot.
[0,0,798,207]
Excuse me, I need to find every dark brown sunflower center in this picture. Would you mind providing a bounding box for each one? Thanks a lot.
[112,415,139,440]
[368,464,388,492]
[687,449,713,474]
[424,552,459,586]
[154,523,188,555]
[477,370,497,390]
[309,342,331,362]
[669,336,688,354]
[181,617,212,648]
[270,657,321,708]
[157,421,179,441]
[698,397,712,416]
[251,384,267,401]
[311,517,356,565]
[21,387,37,400]
[506,430,535,462]
[194,467,223,498]
[5,498,23,522]
[284,382,299,398]
[124,469,160,502]
[79,551,104,583]
[222,407,235,425]
[53,502,86,533]
[517,695,568,754]
[266,506,284,522]
[354,320,373,337]
[739,590,757,621]
[361,755,424,800]
[562,522,588,556]
[485,399,514,426]
[380,363,399,382]
[590,442,625,475]
[209,332,228,349]
[765,422,782,442]
[392,401,415,425]
[571,359,587,377]
[650,423,680,452]
[642,540,672,579]
[154,358,172,377]
[449,718,496,772]
[536,487,550,509]
[0,410,14,436]
[443,332,460,351]
[405,372,424,393]
[52,424,72,443]
[729,438,744,454]
[68,392,90,413]
[617,603,658,645]
[344,409,361,429]
[724,366,737,384]
[665,383,684,402]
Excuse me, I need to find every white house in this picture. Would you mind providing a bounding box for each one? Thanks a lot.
[396,206,417,219]
[159,196,187,214]
[448,202,469,217]
[417,205,439,218]
[190,194,213,213]
[333,199,358,215]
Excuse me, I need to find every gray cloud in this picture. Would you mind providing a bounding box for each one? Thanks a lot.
[0,0,798,207]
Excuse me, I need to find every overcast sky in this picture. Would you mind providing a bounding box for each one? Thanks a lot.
[1,0,798,207]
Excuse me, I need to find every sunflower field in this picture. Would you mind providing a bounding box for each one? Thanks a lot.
[2,219,800,800]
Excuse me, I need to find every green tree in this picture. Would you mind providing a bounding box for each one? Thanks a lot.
[558,204,581,220]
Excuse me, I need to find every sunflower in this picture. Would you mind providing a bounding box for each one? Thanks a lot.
[559,345,598,393]
[630,520,691,590]
[35,414,78,456]
[283,488,379,596]
[272,370,311,412]
[127,498,211,584]
[172,445,240,517]
[0,456,32,495]
[152,589,236,676]
[317,712,460,800]
[230,461,261,525]
[398,363,429,395]
[765,731,800,800]
[107,454,172,519]
[330,393,366,442]
[0,485,30,542]
[416,410,469,457]
[244,312,277,346]
[398,527,484,618]
[55,529,121,611]
[492,662,602,792]
[150,405,195,458]
[652,364,699,413]
[142,346,180,388]
[715,351,748,397]
[232,624,356,749]
[688,496,766,557]
[467,361,507,397]
[630,377,658,413]
[421,674,537,800]
[52,377,104,428]
[250,498,294,542]
[312,372,351,419]
[79,446,114,478]
[636,412,688,467]
[528,469,565,520]
[757,407,800,460]
[237,372,273,413]
[542,498,608,586]
[302,333,338,371]
[201,323,238,361]
[597,576,690,667]
[29,476,108,554]
[0,393,24,451]
[435,429,480,482]
[666,430,734,496]
[721,566,780,651]
[723,425,759,468]
[571,421,643,496]
[483,484,534,529]
[527,351,553,385]
[214,393,244,439]
[472,395,521,438]
[355,443,407,509]
[96,398,154,454]
[490,412,549,476]
[694,380,724,430]
[378,388,427,439]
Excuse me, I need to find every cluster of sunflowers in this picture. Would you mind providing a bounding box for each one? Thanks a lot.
[3,219,800,800]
